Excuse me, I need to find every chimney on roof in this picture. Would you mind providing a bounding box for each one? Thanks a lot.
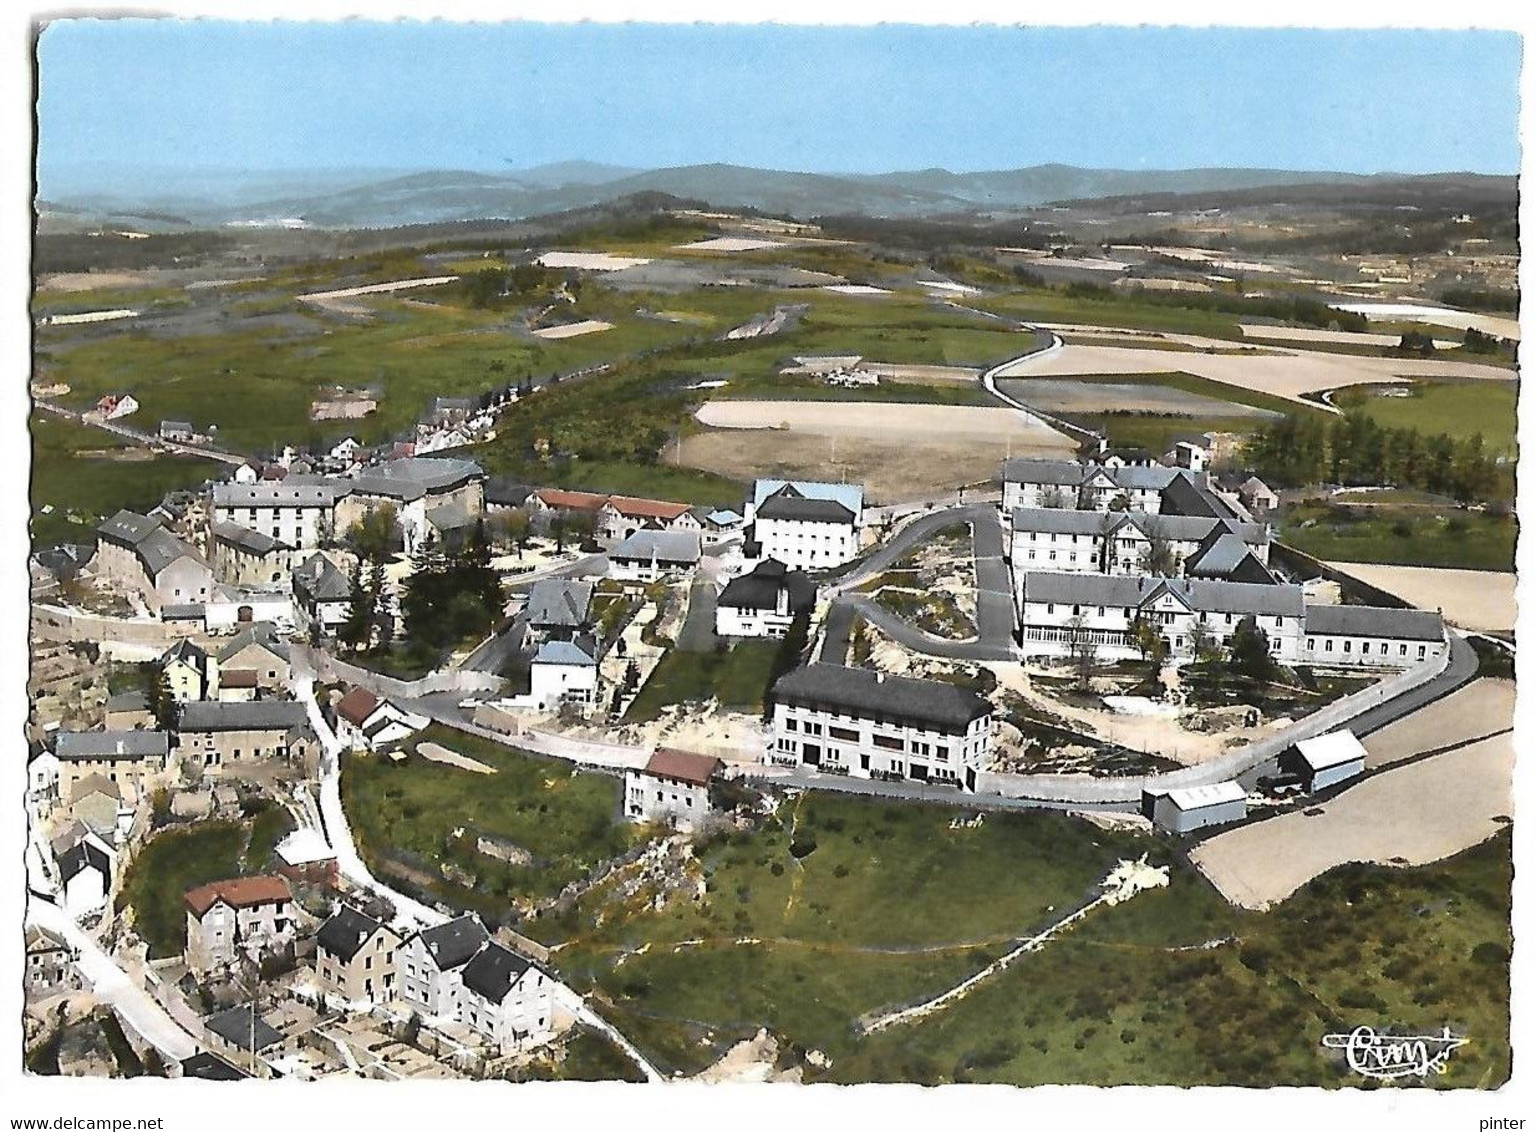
[115,740,125,756]
[875,672,885,684]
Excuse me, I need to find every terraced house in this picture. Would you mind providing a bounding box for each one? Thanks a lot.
[768,664,994,790]
[457,941,557,1054]
[315,905,400,1005]
[53,729,170,804]
[1007,508,1271,582]
[176,700,318,776]
[183,875,296,973]
[397,914,490,1018]
[1301,605,1448,669]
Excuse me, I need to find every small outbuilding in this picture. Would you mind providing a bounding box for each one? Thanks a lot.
[1286,730,1368,793]
[1144,780,1248,834]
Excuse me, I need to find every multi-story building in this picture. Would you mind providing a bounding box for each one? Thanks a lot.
[457,942,557,1054]
[623,749,722,831]
[334,457,485,554]
[210,523,298,587]
[768,664,993,790]
[522,578,594,647]
[315,905,400,1005]
[1301,605,1448,669]
[397,914,490,1019]
[161,639,219,702]
[715,558,816,638]
[94,511,213,616]
[607,530,701,583]
[1016,572,1306,664]
[183,875,296,973]
[54,730,170,804]
[210,480,345,551]
[751,484,861,571]
[176,700,317,776]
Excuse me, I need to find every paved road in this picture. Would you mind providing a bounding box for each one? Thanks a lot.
[675,575,719,653]
[746,766,1137,814]
[823,504,1017,663]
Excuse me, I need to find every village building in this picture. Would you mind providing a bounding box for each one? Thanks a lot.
[58,835,113,917]
[715,558,815,638]
[523,578,594,646]
[398,914,490,1018]
[749,482,862,571]
[1285,730,1369,792]
[203,1004,285,1067]
[176,700,317,776]
[456,941,557,1054]
[210,522,297,587]
[333,687,429,751]
[94,510,213,616]
[202,585,296,634]
[183,875,296,973]
[25,925,78,999]
[315,905,400,1005]
[62,775,131,845]
[27,743,60,804]
[273,827,338,889]
[1015,572,1306,664]
[335,456,485,555]
[159,420,195,443]
[1238,475,1280,518]
[292,552,352,633]
[483,478,535,512]
[768,664,994,790]
[607,529,702,583]
[526,639,599,711]
[211,480,346,551]
[1301,605,1447,669]
[1001,458,1175,514]
[1143,781,1248,834]
[54,730,169,804]
[216,624,292,694]
[180,1052,253,1081]
[624,749,722,831]
[103,689,156,730]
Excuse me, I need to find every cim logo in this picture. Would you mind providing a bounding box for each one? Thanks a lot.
[1321,1025,1469,1080]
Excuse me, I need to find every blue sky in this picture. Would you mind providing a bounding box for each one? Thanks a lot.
[36,20,1521,180]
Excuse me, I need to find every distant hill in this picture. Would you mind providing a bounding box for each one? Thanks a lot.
[36,161,1520,230]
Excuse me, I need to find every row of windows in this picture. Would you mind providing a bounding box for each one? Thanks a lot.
[1308,637,1428,659]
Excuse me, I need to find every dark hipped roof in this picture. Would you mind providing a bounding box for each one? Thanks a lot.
[1303,604,1446,642]
[771,663,991,733]
[717,558,816,613]
[756,484,856,525]
[216,623,291,664]
[205,1004,283,1052]
[410,914,490,972]
[460,941,532,1004]
[294,553,352,602]
[181,1052,252,1080]
[525,578,593,628]
[317,904,387,961]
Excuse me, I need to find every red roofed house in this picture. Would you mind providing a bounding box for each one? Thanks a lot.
[529,489,701,544]
[333,686,428,752]
[623,749,723,832]
[184,875,296,972]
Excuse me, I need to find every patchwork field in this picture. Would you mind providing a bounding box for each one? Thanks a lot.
[996,377,1281,418]
[1190,738,1513,911]
[1323,562,1517,632]
[1238,323,1458,349]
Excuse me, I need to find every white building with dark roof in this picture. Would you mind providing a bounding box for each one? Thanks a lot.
[211,480,346,551]
[715,558,815,638]
[292,552,352,631]
[768,663,993,789]
[751,483,861,571]
[523,578,594,646]
[528,639,598,710]
[607,529,702,583]
[1301,605,1447,669]
[335,456,485,554]
[456,941,557,1054]
[398,914,490,1018]
[1016,572,1305,663]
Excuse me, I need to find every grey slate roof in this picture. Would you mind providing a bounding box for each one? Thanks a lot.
[212,522,292,556]
[205,1004,283,1052]
[717,558,816,613]
[97,509,161,546]
[216,623,291,664]
[55,730,169,761]
[485,478,535,508]
[180,1052,252,1080]
[751,479,864,515]
[1000,458,1091,486]
[1108,465,1180,491]
[349,457,482,502]
[163,638,209,666]
[1158,472,1236,520]
[317,904,386,961]
[1020,572,1304,617]
[534,639,597,666]
[756,484,857,525]
[411,914,489,972]
[105,689,151,714]
[212,481,346,509]
[525,578,593,628]
[771,663,992,733]
[293,553,351,603]
[460,941,532,1005]
[1185,532,1270,581]
[161,604,205,621]
[1010,508,1116,536]
[1120,513,1265,545]
[97,510,206,577]
[178,700,309,733]
[426,500,477,533]
[609,529,702,566]
[1303,604,1446,642]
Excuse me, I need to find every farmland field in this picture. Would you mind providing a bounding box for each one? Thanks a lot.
[1278,502,1516,572]
[1332,380,1519,455]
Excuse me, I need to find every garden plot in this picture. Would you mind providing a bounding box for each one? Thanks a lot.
[995,378,1280,419]
[1190,735,1514,910]
[991,342,1514,406]
[1321,562,1516,633]
[1362,678,1514,770]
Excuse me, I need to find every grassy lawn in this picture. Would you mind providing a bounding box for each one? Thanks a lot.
[30,413,222,548]
[117,821,247,958]
[1279,502,1516,572]
[624,641,780,722]
[243,801,297,873]
[340,724,635,915]
[1333,380,1518,456]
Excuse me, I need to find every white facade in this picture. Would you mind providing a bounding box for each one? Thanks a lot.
[1300,607,1447,670]
[211,482,341,551]
[528,653,597,711]
[754,514,860,571]
[1147,781,1247,834]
